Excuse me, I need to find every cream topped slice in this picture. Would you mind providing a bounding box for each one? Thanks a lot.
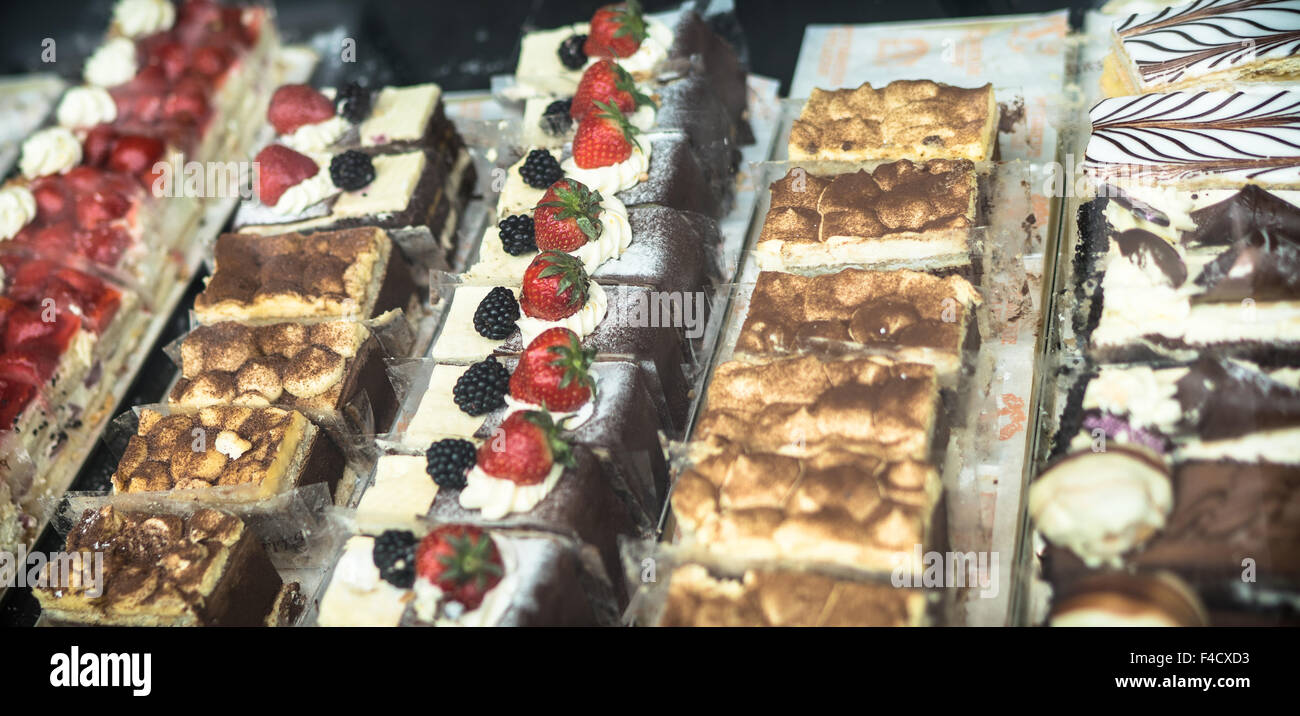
[460,461,564,520]
[512,16,674,98]
[467,194,632,284]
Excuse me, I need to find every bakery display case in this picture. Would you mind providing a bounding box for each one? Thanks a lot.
[1,0,1297,633]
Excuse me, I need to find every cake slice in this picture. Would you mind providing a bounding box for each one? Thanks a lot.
[169,316,401,429]
[693,354,943,463]
[788,80,998,163]
[1048,572,1209,627]
[1102,0,1300,97]
[194,227,420,324]
[316,528,604,627]
[110,405,346,502]
[33,504,283,627]
[735,268,981,386]
[654,564,930,627]
[754,161,979,272]
[671,445,942,576]
[1083,89,1300,189]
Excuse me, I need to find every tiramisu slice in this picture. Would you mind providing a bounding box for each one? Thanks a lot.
[316,528,603,627]
[110,405,346,501]
[735,268,981,386]
[194,227,420,324]
[169,316,401,429]
[655,564,930,627]
[672,445,942,575]
[1101,0,1300,97]
[34,505,283,627]
[754,161,979,272]
[1083,89,1300,189]
[788,80,998,163]
[693,354,943,463]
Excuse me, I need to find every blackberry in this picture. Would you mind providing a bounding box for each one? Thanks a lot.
[425,438,477,489]
[452,356,510,415]
[372,530,417,589]
[540,98,574,137]
[335,81,372,123]
[518,149,562,189]
[558,34,588,70]
[329,150,375,191]
[498,214,537,256]
[473,285,520,339]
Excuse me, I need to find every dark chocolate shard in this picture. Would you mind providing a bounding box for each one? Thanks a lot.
[1192,230,1300,302]
[1103,183,1170,227]
[1113,228,1187,288]
[1185,184,1300,248]
[1174,356,1300,440]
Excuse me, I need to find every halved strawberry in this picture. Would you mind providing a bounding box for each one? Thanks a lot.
[414,525,504,611]
[533,179,603,252]
[75,192,128,230]
[193,45,231,76]
[584,1,648,59]
[267,84,336,135]
[4,308,76,354]
[476,410,573,485]
[520,251,592,321]
[107,135,166,175]
[510,327,596,412]
[164,89,211,124]
[31,181,67,218]
[82,125,118,167]
[254,144,319,206]
[571,59,651,121]
[152,42,190,82]
[0,349,56,388]
[571,101,640,169]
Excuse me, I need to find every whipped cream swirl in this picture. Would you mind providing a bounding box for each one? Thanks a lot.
[0,186,37,240]
[460,462,564,520]
[113,0,176,38]
[57,85,119,129]
[561,141,652,196]
[282,115,349,152]
[84,37,138,88]
[269,167,338,215]
[517,281,609,347]
[20,127,83,179]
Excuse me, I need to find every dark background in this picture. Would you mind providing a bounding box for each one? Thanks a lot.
[1,0,1093,95]
[0,0,1089,624]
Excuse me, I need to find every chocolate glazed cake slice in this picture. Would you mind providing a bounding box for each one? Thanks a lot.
[34,505,283,627]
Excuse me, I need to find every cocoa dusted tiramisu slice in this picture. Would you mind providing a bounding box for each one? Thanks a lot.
[788,80,998,163]
[672,445,942,575]
[1101,0,1300,97]
[654,564,930,627]
[735,268,981,386]
[169,316,400,429]
[1083,89,1300,189]
[754,161,979,272]
[34,505,283,627]
[316,528,604,627]
[693,354,944,463]
[194,227,420,324]
[110,405,346,502]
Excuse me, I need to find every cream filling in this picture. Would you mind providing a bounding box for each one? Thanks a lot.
[318,536,409,627]
[361,84,441,147]
[430,285,520,363]
[466,194,632,284]
[459,461,563,520]
[281,115,349,152]
[517,281,608,347]
[355,455,438,530]
[1051,610,1181,628]
[270,166,337,215]
[754,232,972,271]
[1100,186,1300,244]
[334,151,425,217]
[1175,426,1300,464]
[496,148,561,217]
[412,537,517,626]
[1083,365,1184,432]
[405,364,490,447]
[560,141,651,196]
[513,24,589,97]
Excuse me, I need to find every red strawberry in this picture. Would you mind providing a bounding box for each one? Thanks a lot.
[254,144,319,206]
[107,135,166,175]
[0,350,53,389]
[4,308,76,354]
[520,251,592,321]
[476,410,573,485]
[584,1,648,59]
[511,327,596,412]
[267,84,336,134]
[164,89,210,124]
[31,182,67,218]
[75,191,130,230]
[152,42,189,82]
[533,179,603,251]
[571,59,651,121]
[82,125,118,167]
[571,101,640,169]
[193,46,231,76]
[414,525,505,611]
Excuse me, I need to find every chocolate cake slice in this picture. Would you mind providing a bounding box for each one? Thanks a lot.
[195,227,420,325]
[34,505,282,627]
[654,563,930,627]
[110,406,346,502]
[170,317,399,429]
[788,80,998,163]
[754,161,980,273]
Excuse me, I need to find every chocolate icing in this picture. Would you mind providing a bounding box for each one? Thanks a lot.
[1173,356,1300,439]
[1191,229,1300,302]
[1104,184,1171,227]
[1185,184,1300,248]
[1114,228,1187,287]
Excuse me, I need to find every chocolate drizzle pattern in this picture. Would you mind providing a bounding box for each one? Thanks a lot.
[1115,0,1300,88]
[1084,90,1300,182]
